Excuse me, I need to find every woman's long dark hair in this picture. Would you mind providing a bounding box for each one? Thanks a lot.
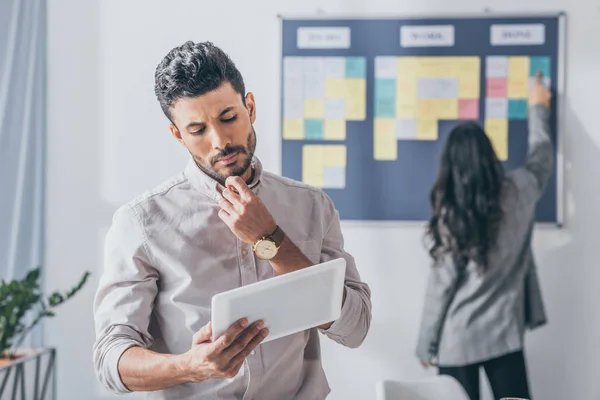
[426,122,505,272]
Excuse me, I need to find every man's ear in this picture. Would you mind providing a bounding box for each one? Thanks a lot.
[169,124,185,147]
[245,92,256,124]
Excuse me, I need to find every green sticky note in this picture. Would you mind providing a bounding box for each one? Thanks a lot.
[346,57,366,78]
[529,56,551,77]
[305,119,324,140]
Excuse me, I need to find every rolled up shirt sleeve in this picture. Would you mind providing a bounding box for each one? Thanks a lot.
[93,204,159,394]
[317,193,372,349]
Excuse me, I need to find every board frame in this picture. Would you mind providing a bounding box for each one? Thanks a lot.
[278,12,566,228]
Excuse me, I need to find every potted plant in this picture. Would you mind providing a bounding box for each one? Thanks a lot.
[0,268,90,364]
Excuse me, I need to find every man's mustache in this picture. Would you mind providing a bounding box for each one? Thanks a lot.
[211,145,247,165]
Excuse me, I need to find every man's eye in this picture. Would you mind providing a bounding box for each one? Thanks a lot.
[222,116,237,123]
[190,128,205,135]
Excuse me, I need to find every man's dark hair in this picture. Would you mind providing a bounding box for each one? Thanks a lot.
[154,41,246,120]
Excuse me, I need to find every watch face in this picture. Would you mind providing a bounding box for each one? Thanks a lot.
[256,239,278,260]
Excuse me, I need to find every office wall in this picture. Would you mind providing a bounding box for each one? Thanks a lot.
[46,0,600,399]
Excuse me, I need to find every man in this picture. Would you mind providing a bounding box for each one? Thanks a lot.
[93,41,372,399]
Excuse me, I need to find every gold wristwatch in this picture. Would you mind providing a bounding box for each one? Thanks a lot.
[253,226,285,260]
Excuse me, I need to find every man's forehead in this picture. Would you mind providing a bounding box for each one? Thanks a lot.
[171,85,242,124]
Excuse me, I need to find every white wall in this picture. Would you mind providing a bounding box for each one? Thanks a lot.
[46,0,600,399]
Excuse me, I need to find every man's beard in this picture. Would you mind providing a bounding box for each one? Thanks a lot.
[193,126,256,184]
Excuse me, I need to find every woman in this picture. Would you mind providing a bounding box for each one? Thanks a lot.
[416,72,553,400]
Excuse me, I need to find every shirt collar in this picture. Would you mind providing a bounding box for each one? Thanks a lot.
[184,156,263,202]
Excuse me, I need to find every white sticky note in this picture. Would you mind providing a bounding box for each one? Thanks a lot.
[303,57,325,77]
[486,56,509,78]
[400,25,455,47]
[324,57,346,79]
[297,27,351,49]
[375,57,398,79]
[284,75,304,99]
[284,57,304,77]
[304,75,325,99]
[485,98,508,119]
[395,118,418,140]
[324,98,346,119]
[283,97,305,119]
[416,77,459,99]
[323,166,345,189]
[490,24,545,46]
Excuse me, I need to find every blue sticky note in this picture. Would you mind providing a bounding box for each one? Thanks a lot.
[346,57,367,78]
[305,119,324,140]
[508,99,528,119]
[529,56,551,78]
[375,79,396,117]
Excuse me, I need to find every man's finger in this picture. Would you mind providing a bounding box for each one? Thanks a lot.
[219,197,237,216]
[192,321,212,344]
[212,318,248,350]
[227,327,269,367]
[221,321,266,359]
[535,70,542,84]
[225,176,252,201]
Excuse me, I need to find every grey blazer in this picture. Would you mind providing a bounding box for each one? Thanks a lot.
[416,105,552,367]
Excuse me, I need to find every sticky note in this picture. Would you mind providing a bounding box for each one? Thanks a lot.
[375,79,396,118]
[529,56,551,78]
[305,119,324,140]
[302,145,324,187]
[375,57,398,79]
[458,57,480,73]
[508,99,528,119]
[324,145,347,167]
[324,98,345,119]
[417,119,438,140]
[345,78,366,100]
[459,76,480,99]
[507,77,529,99]
[283,119,304,140]
[397,57,419,75]
[284,96,305,119]
[345,99,365,120]
[508,57,530,80]
[324,119,346,140]
[528,76,551,90]
[395,118,418,140]
[486,56,508,78]
[323,166,346,189]
[484,119,508,161]
[303,57,325,77]
[486,78,508,98]
[416,57,448,77]
[304,99,324,119]
[304,75,325,99]
[346,57,367,78]
[417,77,459,99]
[283,57,304,78]
[284,75,304,98]
[396,97,417,118]
[325,79,347,98]
[458,99,479,120]
[374,118,398,160]
[433,99,458,120]
[324,57,346,79]
[485,98,508,119]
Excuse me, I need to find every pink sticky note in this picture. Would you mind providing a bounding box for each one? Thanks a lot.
[486,78,507,98]
[458,99,479,120]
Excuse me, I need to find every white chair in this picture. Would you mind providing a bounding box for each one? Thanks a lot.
[375,375,470,400]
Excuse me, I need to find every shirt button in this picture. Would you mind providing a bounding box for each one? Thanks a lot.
[250,350,256,355]
[242,249,248,256]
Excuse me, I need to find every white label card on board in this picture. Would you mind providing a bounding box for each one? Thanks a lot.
[297,27,351,49]
[400,25,455,47]
[490,24,545,46]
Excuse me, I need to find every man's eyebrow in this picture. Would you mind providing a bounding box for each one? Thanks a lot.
[219,106,235,117]
[185,121,205,130]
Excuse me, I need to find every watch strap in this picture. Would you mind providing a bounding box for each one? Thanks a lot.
[267,225,285,247]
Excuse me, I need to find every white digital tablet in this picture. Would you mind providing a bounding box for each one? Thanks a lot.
[211,258,347,343]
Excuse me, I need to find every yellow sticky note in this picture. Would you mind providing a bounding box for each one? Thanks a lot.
[458,76,480,99]
[324,119,346,140]
[508,57,529,98]
[418,100,457,120]
[458,57,480,74]
[324,145,347,167]
[374,118,397,160]
[397,57,419,76]
[417,57,451,77]
[302,145,324,187]
[484,119,508,161]
[345,78,366,100]
[345,98,366,120]
[304,99,324,119]
[283,119,304,140]
[325,79,347,98]
[417,119,438,140]
[396,77,417,100]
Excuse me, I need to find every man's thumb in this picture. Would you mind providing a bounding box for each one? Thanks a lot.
[192,321,212,344]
